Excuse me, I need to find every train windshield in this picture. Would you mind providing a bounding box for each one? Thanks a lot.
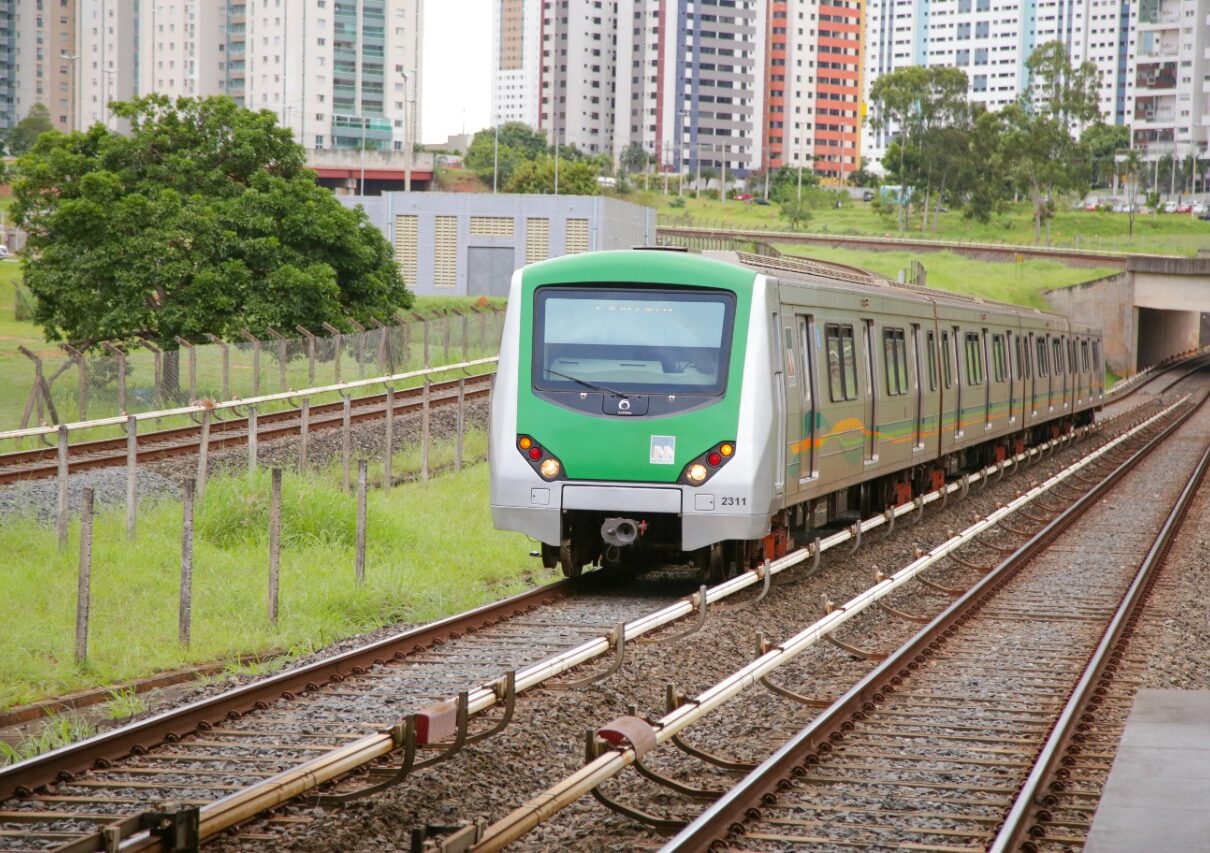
[533,287,736,395]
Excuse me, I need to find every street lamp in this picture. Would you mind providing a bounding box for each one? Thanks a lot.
[493,121,500,193]
[360,116,368,195]
[99,68,115,130]
[400,68,417,192]
[60,52,79,132]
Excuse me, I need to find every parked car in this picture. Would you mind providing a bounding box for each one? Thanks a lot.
[862,189,874,202]
[0,245,10,260]
[1199,208,1210,222]
[752,197,771,206]
[1162,201,1178,214]
[1193,202,1207,216]
[735,193,753,201]
[1176,202,1194,214]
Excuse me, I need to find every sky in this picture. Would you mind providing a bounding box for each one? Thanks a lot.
[421,0,492,145]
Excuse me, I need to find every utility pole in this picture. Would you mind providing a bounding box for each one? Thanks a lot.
[360,117,367,196]
[60,52,80,132]
[493,122,500,193]
[401,68,417,192]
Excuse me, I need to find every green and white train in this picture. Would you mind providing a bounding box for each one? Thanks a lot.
[489,248,1103,579]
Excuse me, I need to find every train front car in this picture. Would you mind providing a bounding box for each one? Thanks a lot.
[490,250,780,579]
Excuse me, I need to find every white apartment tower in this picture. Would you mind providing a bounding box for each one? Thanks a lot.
[77,0,137,130]
[1125,0,1210,162]
[863,0,1130,164]
[539,0,620,155]
[492,0,541,127]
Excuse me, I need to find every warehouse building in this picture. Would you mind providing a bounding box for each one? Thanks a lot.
[343,193,657,297]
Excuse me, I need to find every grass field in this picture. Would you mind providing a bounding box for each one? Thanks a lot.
[0,457,551,711]
[641,192,1210,257]
[778,245,1120,311]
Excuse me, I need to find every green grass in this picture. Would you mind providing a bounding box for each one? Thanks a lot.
[643,192,1210,257]
[0,459,554,712]
[778,245,1120,310]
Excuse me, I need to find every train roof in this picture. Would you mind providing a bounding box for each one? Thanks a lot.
[718,250,1071,325]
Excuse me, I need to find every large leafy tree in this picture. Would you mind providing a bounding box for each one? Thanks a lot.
[504,157,599,195]
[12,95,409,351]
[1081,122,1129,189]
[464,121,550,188]
[8,104,55,155]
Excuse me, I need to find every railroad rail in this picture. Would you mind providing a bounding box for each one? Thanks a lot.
[0,397,1158,853]
[649,380,1210,851]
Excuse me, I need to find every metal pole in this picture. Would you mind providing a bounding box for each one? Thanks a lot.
[554,129,560,196]
[421,379,431,482]
[455,378,465,472]
[493,122,499,193]
[383,386,395,491]
[196,409,210,502]
[248,405,258,472]
[355,459,367,585]
[268,468,281,625]
[75,487,94,666]
[126,415,137,539]
[179,480,194,647]
[299,398,311,470]
[360,116,367,195]
[341,393,352,492]
[57,425,69,550]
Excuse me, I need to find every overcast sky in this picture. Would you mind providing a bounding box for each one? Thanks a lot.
[421,0,492,144]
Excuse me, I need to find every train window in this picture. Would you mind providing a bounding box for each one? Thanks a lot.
[941,331,953,388]
[1036,337,1049,378]
[965,332,983,386]
[825,323,859,402]
[1081,340,1090,373]
[1092,340,1101,372]
[1052,339,1064,375]
[991,334,1007,382]
[883,328,908,396]
[1021,336,1032,380]
[926,331,937,391]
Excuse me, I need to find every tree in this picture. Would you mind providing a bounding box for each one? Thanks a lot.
[956,109,1013,223]
[869,66,929,231]
[504,157,599,195]
[464,122,548,188]
[1080,123,1129,189]
[8,104,55,155]
[619,143,649,176]
[779,200,813,231]
[1118,148,1141,238]
[12,95,409,357]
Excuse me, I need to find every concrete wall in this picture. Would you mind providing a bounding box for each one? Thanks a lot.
[1043,272,1136,375]
[1137,308,1200,369]
[343,193,657,296]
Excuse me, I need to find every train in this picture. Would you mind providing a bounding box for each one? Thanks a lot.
[488,248,1103,580]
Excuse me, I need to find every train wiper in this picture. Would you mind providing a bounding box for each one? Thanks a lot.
[543,367,629,398]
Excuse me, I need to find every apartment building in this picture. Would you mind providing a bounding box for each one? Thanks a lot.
[1125,0,1210,162]
[539,0,619,155]
[863,0,1129,165]
[1,0,422,151]
[492,0,542,127]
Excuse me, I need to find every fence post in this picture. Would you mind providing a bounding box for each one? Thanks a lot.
[174,337,197,403]
[442,312,451,363]
[268,468,281,625]
[299,397,311,470]
[455,377,465,472]
[196,409,211,502]
[179,480,194,647]
[461,312,469,361]
[204,334,230,401]
[241,330,262,398]
[62,344,88,421]
[75,487,94,666]
[57,425,70,550]
[355,459,367,585]
[478,310,487,357]
[370,318,391,374]
[267,328,289,392]
[138,337,164,409]
[422,316,431,368]
[341,393,352,492]
[347,317,367,379]
[421,379,431,482]
[296,325,317,386]
[383,386,395,491]
[126,415,137,539]
[322,322,343,383]
[247,405,258,472]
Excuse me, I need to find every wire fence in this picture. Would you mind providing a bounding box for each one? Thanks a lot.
[8,309,506,433]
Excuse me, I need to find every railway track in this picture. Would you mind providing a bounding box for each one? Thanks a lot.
[0,397,1157,853]
[0,375,493,486]
[649,378,1210,851]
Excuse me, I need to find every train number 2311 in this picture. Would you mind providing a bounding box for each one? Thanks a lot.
[720,496,747,507]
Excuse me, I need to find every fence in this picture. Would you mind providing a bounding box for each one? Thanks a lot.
[7,308,505,433]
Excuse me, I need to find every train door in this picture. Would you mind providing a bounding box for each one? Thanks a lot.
[911,324,924,450]
[1052,337,1066,411]
[980,329,992,430]
[862,319,878,463]
[1037,335,1051,412]
[925,329,939,452]
[781,319,801,495]
[944,327,961,440]
[1006,331,1016,424]
[797,315,818,480]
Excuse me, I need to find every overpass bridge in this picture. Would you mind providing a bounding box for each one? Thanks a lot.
[1044,256,1210,376]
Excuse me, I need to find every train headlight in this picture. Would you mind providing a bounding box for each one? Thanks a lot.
[678,441,736,486]
[687,463,709,484]
[540,458,561,480]
[720,443,734,458]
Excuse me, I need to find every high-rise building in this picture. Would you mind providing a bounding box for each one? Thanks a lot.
[0,0,422,151]
[540,0,620,155]
[492,0,541,127]
[862,0,1130,166]
[1126,0,1209,163]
